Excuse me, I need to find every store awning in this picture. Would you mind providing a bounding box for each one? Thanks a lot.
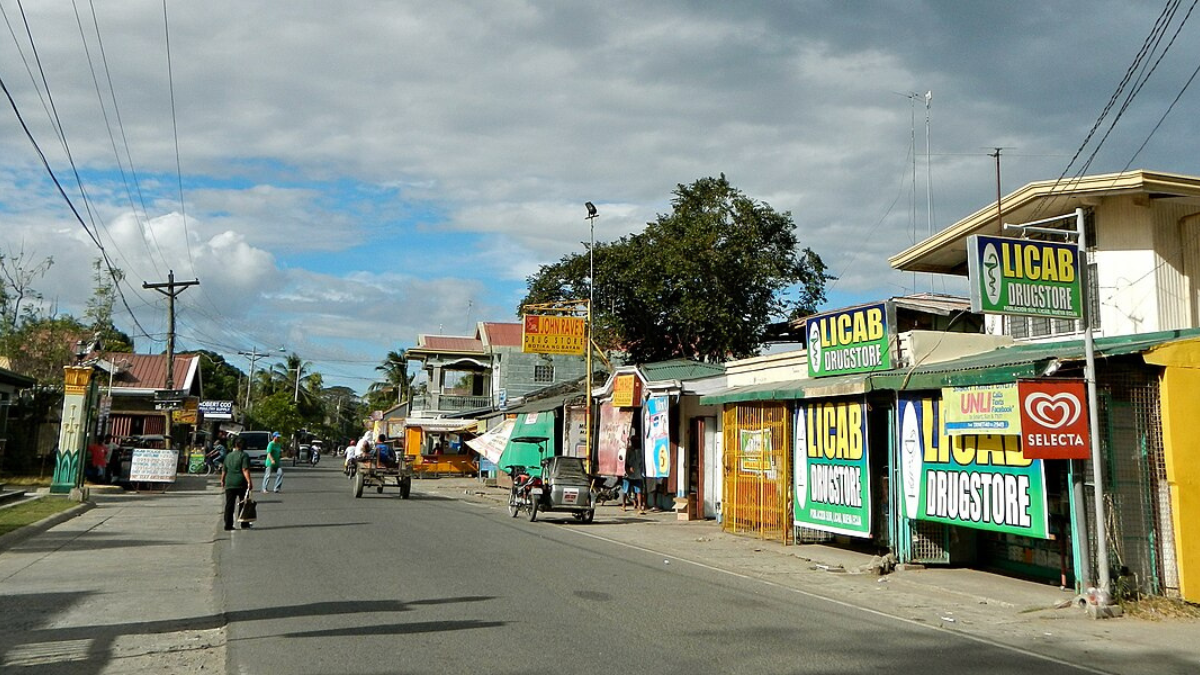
[699,373,873,405]
[405,418,480,433]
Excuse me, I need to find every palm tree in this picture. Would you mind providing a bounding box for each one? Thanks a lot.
[369,349,413,405]
[271,353,316,403]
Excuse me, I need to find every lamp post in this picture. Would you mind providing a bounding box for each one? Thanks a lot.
[240,347,284,415]
[584,202,599,470]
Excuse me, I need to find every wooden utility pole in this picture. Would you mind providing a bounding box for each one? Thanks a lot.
[143,270,198,450]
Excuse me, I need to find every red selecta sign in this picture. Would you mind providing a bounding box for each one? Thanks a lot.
[1017,379,1090,460]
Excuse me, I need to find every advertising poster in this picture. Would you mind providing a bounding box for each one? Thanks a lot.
[793,399,872,537]
[466,418,515,465]
[129,448,179,483]
[1017,379,1090,460]
[643,395,670,478]
[941,383,1021,435]
[898,394,1049,539]
[806,303,891,378]
[597,403,633,476]
[967,234,1082,319]
[738,429,775,479]
[611,374,642,408]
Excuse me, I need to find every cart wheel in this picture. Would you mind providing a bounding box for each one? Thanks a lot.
[582,509,595,524]
[528,497,538,522]
[508,489,519,517]
[400,478,412,499]
[353,471,364,498]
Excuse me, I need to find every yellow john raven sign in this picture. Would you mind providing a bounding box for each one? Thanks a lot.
[522,314,586,355]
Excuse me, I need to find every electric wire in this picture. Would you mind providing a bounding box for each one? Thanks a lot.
[161,0,196,275]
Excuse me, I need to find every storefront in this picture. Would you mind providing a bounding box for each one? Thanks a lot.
[403,418,479,476]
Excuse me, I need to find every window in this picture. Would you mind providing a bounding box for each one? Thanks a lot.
[1005,262,1100,340]
[534,364,555,383]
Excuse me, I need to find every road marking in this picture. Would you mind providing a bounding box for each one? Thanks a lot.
[561,526,1114,675]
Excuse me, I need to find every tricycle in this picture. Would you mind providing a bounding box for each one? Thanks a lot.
[352,445,413,499]
[503,436,595,523]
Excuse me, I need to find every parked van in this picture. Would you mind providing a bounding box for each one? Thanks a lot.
[237,431,273,469]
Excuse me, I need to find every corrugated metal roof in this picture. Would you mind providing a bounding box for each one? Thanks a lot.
[639,359,725,382]
[417,336,483,353]
[105,353,198,392]
[481,322,523,347]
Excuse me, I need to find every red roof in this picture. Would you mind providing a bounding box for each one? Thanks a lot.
[480,322,523,347]
[418,336,483,353]
[103,353,199,392]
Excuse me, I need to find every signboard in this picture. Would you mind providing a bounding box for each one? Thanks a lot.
[643,395,670,478]
[1018,379,1090,459]
[128,448,179,483]
[596,404,633,476]
[198,400,234,420]
[898,394,1049,539]
[611,374,642,408]
[466,418,515,465]
[564,404,588,459]
[967,234,1082,319]
[522,314,586,355]
[738,429,776,478]
[794,399,872,538]
[941,383,1020,435]
[806,303,891,378]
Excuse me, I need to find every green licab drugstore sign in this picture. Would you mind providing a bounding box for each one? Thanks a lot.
[806,303,891,378]
[967,234,1083,319]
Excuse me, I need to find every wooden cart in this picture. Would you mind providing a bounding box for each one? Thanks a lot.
[352,453,413,499]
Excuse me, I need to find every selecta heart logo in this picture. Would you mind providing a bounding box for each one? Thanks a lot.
[1024,392,1081,429]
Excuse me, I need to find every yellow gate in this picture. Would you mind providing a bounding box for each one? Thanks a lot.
[722,402,792,543]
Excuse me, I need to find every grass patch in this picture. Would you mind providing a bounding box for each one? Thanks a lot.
[1120,595,1200,620]
[2,476,53,488]
[0,496,79,537]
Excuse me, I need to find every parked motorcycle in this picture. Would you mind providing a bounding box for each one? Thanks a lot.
[505,465,543,522]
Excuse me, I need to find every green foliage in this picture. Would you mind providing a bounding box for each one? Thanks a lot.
[184,350,244,402]
[85,258,133,352]
[520,175,829,363]
[368,349,413,406]
[248,390,304,438]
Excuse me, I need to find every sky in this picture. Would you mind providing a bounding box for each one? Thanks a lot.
[1,1,1198,394]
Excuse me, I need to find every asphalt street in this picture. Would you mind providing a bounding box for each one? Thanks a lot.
[1,465,1198,674]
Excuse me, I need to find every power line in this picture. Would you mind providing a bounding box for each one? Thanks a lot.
[161,0,196,274]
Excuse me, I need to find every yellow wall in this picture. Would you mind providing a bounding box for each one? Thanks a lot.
[1158,362,1200,602]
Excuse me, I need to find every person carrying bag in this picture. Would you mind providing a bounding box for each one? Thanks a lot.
[221,437,254,531]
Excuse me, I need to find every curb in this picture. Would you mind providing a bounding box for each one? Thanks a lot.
[0,498,96,553]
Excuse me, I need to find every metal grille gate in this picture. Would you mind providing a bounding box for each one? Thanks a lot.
[722,403,792,543]
[1084,363,1179,598]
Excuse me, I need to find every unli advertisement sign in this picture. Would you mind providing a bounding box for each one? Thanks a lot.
[941,383,1021,436]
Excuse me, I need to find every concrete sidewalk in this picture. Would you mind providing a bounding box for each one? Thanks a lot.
[0,476,224,674]
[429,476,1200,675]
[1,475,1198,675]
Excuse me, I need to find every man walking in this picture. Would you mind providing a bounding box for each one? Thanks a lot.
[221,437,253,531]
[263,432,284,493]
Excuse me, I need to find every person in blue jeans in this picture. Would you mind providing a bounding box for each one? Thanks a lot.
[263,432,284,493]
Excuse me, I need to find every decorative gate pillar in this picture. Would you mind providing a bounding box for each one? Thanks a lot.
[50,366,98,495]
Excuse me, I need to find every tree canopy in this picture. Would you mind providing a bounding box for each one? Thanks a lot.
[520,175,829,363]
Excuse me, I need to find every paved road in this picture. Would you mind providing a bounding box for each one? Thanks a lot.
[218,466,1104,675]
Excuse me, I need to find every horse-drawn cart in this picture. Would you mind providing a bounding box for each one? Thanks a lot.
[352,452,413,499]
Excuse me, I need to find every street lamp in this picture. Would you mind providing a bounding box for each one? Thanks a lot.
[240,347,284,415]
[584,202,599,471]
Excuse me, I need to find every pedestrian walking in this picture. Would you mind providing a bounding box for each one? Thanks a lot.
[221,437,253,531]
[263,432,284,493]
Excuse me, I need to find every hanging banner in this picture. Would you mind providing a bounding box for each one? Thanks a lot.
[941,383,1020,435]
[643,395,670,478]
[596,403,633,476]
[967,234,1082,319]
[1018,379,1090,459]
[794,399,872,538]
[898,394,1049,539]
[806,303,891,378]
[466,418,515,465]
[522,314,586,355]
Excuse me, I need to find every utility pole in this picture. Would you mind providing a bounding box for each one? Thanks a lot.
[239,346,282,415]
[143,270,198,449]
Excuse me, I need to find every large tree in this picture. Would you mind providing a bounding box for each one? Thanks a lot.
[520,175,829,363]
[367,349,413,407]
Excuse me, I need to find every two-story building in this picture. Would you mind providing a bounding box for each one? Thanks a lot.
[403,321,588,475]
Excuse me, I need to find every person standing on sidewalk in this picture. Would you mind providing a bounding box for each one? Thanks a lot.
[221,437,253,531]
[263,432,284,493]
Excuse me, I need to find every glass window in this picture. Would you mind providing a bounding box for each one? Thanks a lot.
[534,364,554,383]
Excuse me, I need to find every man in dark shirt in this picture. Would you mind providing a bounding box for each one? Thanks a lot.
[221,437,253,531]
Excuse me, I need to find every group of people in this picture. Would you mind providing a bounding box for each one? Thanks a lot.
[85,435,121,484]
[342,433,396,471]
